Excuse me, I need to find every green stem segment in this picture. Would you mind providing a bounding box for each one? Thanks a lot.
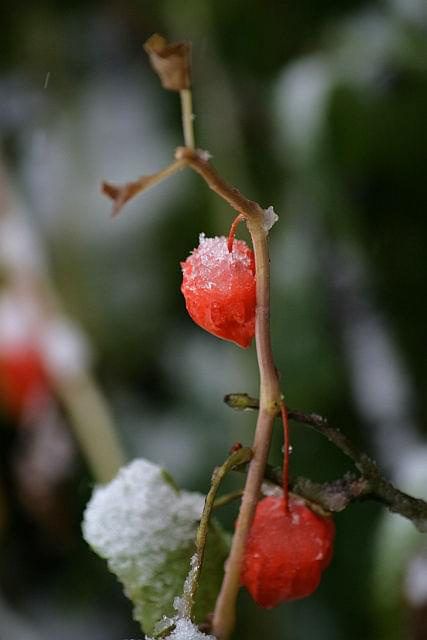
[181,447,253,620]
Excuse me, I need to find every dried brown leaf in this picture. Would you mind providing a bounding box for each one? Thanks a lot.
[144,33,191,91]
[101,175,159,216]
[101,159,186,216]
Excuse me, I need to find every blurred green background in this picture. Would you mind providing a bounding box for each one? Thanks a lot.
[0,1,427,639]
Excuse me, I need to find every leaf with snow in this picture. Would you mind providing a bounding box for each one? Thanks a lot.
[147,617,215,640]
[82,459,229,635]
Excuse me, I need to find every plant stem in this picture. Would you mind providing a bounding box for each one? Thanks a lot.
[180,89,195,149]
[56,372,126,483]
[280,402,290,511]
[174,147,282,639]
[212,227,281,640]
[226,402,427,530]
[213,490,244,510]
[181,447,253,620]
[174,148,265,220]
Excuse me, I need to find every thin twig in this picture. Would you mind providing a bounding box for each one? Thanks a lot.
[225,396,427,531]
[180,89,195,149]
[175,147,265,222]
[227,214,245,253]
[181,447,253,619]
[213,489,244,510]
[287,410,378,476]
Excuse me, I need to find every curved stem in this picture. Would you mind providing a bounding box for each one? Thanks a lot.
[227,214,245,253]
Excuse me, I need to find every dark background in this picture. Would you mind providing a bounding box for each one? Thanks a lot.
[0,1,426,639]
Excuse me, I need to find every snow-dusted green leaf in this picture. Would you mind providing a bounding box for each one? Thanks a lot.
[147,617,215,640]
[82,459,229,635]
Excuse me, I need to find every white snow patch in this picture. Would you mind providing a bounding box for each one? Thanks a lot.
[82,459,205,587]
[261,481,283,498]
[39,316,91,380]
[147,617,215,640]
[198,149,212,161]
[262,206,279,233]
[0,293,39,349]
[182,234,252,294]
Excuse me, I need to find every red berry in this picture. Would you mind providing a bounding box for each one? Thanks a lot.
[181,234,256,348]
[241,495,335,608]
[0,346,49,419]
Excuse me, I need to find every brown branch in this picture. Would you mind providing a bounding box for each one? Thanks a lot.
[287,409,378,477]
[224,395,427,532]
[174,147,265,223]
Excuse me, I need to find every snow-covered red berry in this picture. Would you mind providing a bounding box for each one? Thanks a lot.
[181,234,256,348]
[241,495,335,608]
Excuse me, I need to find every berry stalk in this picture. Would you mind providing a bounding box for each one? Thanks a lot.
[227,214,245,253]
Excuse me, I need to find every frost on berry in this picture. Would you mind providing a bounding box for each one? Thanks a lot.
[181,234,256,348]
[241,495,335,608]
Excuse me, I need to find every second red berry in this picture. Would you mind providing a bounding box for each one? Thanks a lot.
[241,495,335,608]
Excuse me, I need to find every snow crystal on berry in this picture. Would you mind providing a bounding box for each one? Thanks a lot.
[181,234,256,348]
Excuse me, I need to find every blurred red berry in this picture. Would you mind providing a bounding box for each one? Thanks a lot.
[0,346,49,420]
[241,495,335,608]
[181,234,256,348]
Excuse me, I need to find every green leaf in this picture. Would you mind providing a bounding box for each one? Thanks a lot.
[82,458,229,635]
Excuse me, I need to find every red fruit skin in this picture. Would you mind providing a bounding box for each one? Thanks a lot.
[181,235,256,348]
[0,347,49,419]
[241,495,335,608]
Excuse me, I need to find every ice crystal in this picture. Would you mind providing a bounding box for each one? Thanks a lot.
[146,617,215,640]
[262,206,279,233]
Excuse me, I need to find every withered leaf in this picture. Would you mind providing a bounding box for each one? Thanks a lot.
[101,159,186,216]
[101,175,160,216]
[144,33,191,91]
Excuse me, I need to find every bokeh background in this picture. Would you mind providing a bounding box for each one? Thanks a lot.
[0,1,427,639]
